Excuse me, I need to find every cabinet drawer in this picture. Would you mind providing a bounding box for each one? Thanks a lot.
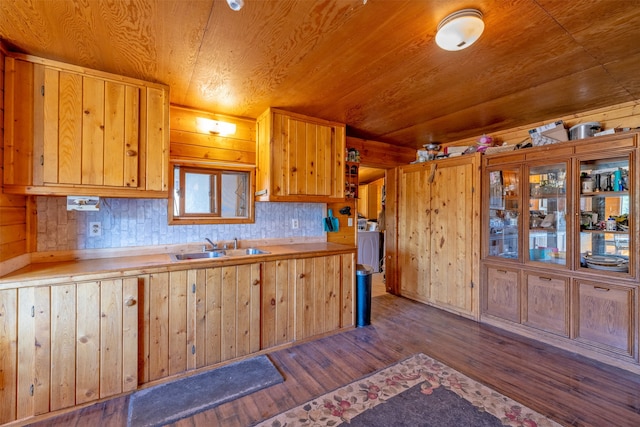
[523,272,569,337]
[574,280,636,358]
[484,266,520,322]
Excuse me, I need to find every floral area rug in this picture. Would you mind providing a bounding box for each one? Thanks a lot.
[255,353,560,427]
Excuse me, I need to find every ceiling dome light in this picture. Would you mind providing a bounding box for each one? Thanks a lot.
[226,0,244,11]
[435,9,484,51]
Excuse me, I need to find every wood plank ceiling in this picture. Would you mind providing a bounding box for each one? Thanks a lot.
[1,0,639,149]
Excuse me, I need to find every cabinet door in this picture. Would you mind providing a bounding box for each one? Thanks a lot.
[0,280,137,423]
[261,259,295,349]
[430,158,477,315]
[485,167,521,260]
[256,109,345,201]
[397,163,432,303]
[574,280,635,358]
[41,68,140,187]
[484,266,520,322]
[526,161,569,266]
[294,255,341,340]
[285,115,336,197]
[523,272,569,337]
[140,266,261,384]
[4,56,169,196]
[577,153,633,277]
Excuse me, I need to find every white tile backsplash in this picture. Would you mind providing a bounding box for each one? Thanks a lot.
[36,197,325,251]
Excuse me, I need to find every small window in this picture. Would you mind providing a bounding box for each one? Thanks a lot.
[169,162,255,224]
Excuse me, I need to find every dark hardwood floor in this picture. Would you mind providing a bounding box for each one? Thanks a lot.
[29,293,640,427]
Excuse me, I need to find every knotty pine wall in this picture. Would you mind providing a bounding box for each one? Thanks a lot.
[0,42,30,266]
[448,100,640,148]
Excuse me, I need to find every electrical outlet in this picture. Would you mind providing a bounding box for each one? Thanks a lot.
[89,222,102,237]
[291,218,299,229]
[348,217,353,227]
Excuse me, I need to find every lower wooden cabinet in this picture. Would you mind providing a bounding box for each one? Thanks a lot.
[138,264,261,384]
[0,279,138,425]
[484,266,520,323]
[574,280,636,359]
[523,272,569,337]
[1,251,355,424]
[482,262,639,369]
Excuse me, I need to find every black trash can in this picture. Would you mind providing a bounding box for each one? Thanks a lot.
[356,264,373,327]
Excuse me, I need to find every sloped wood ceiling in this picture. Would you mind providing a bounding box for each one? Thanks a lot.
[1,0,639,148]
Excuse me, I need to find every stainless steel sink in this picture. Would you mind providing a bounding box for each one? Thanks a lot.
[224,248,271,257]
[170,248,270,261]
[170,251,227,261]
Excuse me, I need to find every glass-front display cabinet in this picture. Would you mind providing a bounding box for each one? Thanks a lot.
[486,168,520,260]
[577,155,632,275]
[526,162,568,266]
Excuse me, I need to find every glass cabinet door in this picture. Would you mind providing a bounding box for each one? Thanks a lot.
[527,163,567,265]
[578,155,631,274]
[487,168,520,259]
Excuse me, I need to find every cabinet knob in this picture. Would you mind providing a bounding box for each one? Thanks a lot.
[125,297,137,306]
[126,150,138,157]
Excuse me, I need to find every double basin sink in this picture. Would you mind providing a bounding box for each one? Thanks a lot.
[170,248,270,262]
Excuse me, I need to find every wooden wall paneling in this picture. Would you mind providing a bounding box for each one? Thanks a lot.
[148,272,169,381]
[50,283,76,411]
[75,281,100,404]
[121,277,138,392]
[326,199,357,246]
[168,270,188,376]
[81,77,105,186]
[0,289,17,423]
[204,267,222,366]
[346,136,416,168]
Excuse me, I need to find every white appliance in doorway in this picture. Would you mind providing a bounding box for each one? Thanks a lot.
[357,231,381,272]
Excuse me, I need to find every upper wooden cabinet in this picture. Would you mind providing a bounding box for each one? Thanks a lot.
[255,108,345,202]
[3,54,169,197]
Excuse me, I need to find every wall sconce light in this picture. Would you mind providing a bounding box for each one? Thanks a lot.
[226,0,244,11]
[196,117,237,136]
[435,9,484,51]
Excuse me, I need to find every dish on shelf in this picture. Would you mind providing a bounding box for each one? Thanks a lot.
[584,255,629,272]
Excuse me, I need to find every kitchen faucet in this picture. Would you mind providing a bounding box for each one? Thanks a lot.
[204,238,217,251]
[233,237,238,249]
